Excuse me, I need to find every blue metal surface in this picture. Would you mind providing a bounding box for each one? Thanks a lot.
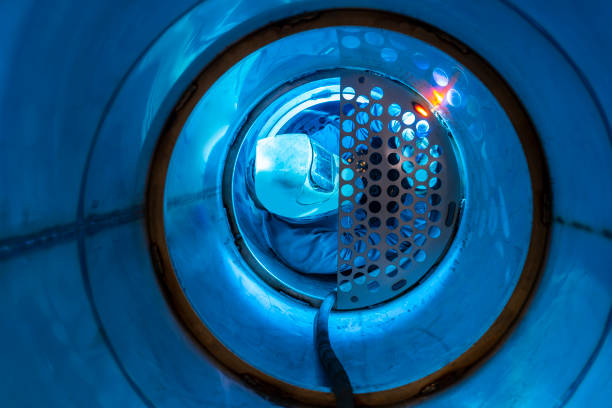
[160,23,533,394]
[0,0,610,407]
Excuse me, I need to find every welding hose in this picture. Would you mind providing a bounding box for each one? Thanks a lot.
[315,291,354,408]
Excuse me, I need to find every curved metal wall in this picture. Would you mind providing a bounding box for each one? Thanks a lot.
[0,1,610,407]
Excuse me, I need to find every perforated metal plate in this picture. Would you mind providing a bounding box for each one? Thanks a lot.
[337,72,462,310]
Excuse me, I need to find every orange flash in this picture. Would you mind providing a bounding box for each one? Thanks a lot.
[414,104,429,117]
[431,70,462,106]
[433,90,444,104]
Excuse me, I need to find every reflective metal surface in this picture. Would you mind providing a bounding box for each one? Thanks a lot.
[151,19,544,403]
[337,71,462,309]
[0,1,611,407]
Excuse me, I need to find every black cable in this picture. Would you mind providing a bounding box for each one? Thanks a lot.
[315,291,354,408]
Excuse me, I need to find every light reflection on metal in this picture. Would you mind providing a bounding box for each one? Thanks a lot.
[414,103,430,117]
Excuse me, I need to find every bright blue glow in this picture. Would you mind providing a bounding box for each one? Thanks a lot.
[402,111,416,125]
[415,169,428,182]
[432,67,449,87]
[342,86,355,99]
[447,88,462,107]
[161,22,543,396]
[402,128,416,142]
[416,137,430,150]
[416,119,430,134]
[388,103,401,116]
[341,167,354,181]
[370,86,384,100]
[2,0,611,406]
[371,103,383,116]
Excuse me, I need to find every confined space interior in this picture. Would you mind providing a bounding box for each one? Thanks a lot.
[227,69,463,310]
[148,16,548,406]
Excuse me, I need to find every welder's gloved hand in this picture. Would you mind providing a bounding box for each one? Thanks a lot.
[253,131,338,219]
[251,129,340,275]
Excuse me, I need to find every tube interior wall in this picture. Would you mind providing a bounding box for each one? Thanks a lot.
[0,1,611,407]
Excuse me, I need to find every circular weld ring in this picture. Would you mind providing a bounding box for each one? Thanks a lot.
[147,9,551,407]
